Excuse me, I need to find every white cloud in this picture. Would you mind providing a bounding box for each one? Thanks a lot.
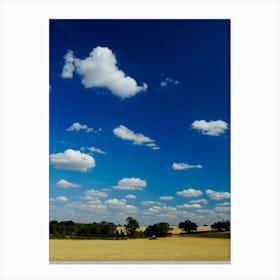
[160,77,179,87]
[214,206,230,212]
[50,196,69,202]
[113,125,159,150]
[176,188,203,197]
[67,122,93,133]
[141,200,159,206]
[66,200,108,212]
[189,199,208,204]
[80,189,108,200]
[61,47,147,99]
[172,163,203,171]
[113,177,147,190]
[159,196,174,201]
[125,194,137,199]
[177,203,202,209]
[61,50,75,78]
[56,179,81,188]
[105,198,138,213]
[50,149,95,172]
[81,146,106,155]
[206,189,230,200]
[147,205,177,214]
[191,120,228,136]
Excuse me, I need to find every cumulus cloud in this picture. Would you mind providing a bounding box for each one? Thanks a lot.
[176,188,203,197]
[61,50,75,78]
[146,205,177,214]
[191,120,228,136]
[159,196,174,201]
[177,203,202,209]
[80,189,108,200]
[61,47,147,99]
[206,189,230,200]
[50,149,95,172]
[105,198,138,213]
[113,177,147,190]
[160,77,179,87]
[66,200,108,212]
[56,179,81,188]
[113,125,159,150]
[81,146,106,155]
[172,163,203,171]
[50,196,69,202]
[67,122,93,133]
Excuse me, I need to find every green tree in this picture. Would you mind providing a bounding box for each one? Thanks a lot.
[144,222,172,237]
[178,220,198,233]
[211,220,230,232]
[125,217,139,238]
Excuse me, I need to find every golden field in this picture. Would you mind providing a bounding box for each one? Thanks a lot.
[49,229,230,261]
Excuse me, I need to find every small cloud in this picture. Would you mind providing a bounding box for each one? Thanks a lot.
[160,77,179,87]
[61,47,147,99]
[191,120,228,136]
[67,122,93,133]
[61,50,75,78]
[141,200,159,206]
[125,194,137,199]
[113,125,159,150]
[172,163,203,171]
[206,189,230,200]
[214,206,230,212]
[65,200,108,212]
[80,189,108,200]
[105,198,138,213]
[113,177,147,190]
[81,146,106,155]
[176,188,203,197]
[189,199,208,204]
[50,149,95,172]
[177,203,202,209]
[50,196,69,202]
[159,196,174,201]
[56,179,81,188]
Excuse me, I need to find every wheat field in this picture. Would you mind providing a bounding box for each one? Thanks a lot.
[49,231,230,261]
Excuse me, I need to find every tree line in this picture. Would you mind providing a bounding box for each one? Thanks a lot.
[49,217,230,239]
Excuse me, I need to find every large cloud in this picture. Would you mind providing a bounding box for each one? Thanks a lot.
[113,177,147,190]
[191,120,228,136]
[61,47,147,99]
[176,188,203,197]
[50,149,95,172]
[56,179,81,188]
[206,189,230,200]
[172,163,203,171]
[113,125,160,150]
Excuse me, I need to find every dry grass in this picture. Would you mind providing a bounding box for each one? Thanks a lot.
[49,233,230,261]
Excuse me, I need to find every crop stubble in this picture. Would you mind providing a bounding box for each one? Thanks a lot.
[49,234,230,261]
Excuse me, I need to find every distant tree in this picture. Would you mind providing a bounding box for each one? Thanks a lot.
[178,220,198,233]
[125,217,139,238]
[211,220,230,232]
[144,222,172,237]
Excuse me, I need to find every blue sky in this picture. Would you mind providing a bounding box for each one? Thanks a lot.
[49,20,230,225]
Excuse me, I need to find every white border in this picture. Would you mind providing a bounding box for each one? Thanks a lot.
[0,0,279,279]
